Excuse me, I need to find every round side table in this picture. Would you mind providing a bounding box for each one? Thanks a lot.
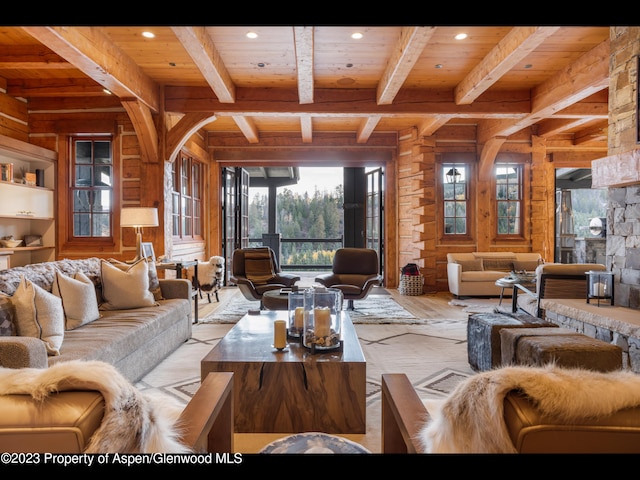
[262,289,291,310]
[495,277,517,306]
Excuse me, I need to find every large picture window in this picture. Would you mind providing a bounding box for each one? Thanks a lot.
[171,153,203,241]
[495,163,522,235]
[71,137,113,238]
[442,163,468,235]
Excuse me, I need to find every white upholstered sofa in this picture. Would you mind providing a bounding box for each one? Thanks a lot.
[447,252,542,297]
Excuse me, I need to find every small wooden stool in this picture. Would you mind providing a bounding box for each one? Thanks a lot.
[500,327,622,372]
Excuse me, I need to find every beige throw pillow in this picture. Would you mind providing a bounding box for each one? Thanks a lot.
[11,276,64,355]
[458,259,484,272]
[52,271,101,330]
[100,259,157,310]
[107,258,163,301]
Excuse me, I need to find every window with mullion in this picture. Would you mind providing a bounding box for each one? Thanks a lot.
[496,163,522,235]
[71,138,113,238]
[442,163,468,235]
[172,153,203,240]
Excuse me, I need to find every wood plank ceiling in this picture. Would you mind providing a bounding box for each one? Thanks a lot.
[0,26,610,153]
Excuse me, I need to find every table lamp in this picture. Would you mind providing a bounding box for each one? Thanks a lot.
[121,207,159,261]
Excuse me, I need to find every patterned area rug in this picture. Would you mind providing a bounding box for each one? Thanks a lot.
[136,319,474,454]
[202,292,422,324]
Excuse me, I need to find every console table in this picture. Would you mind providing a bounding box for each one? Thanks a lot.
[156,260,199,323]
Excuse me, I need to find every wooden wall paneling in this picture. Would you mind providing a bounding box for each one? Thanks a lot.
[0,92,28,141]
[384,155,398,289]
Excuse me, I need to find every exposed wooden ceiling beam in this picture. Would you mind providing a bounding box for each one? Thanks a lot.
[377,27,435,105]
[171,26,236,104]
[121,99,158,163]
[165,86,531,117]
[0,45,69,68]
[477,39,610,143]
[574,123,608,144]
[455,27,560,105]
[356,116,381,143]
[418,116,450,137]
[232,115,259,143]
[20,26,160,112]
[293,27,314,105]
[300,115,312,143]
[536,117,595,137]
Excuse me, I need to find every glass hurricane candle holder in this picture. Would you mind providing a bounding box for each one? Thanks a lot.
[287,290,307,338]
[586,270,615,306]
[303,286,343,352]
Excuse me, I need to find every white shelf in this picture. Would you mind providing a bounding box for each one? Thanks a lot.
[0,134,56,267]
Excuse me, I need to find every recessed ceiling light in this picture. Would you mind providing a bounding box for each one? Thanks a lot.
[455,33,467,40]
[246,32,258,39]
[351,32,363,40]
[524,64,533,69]
[103,88,112,95]
[435,64,443,69]
[142,31,155,39]
[257,63,265,68]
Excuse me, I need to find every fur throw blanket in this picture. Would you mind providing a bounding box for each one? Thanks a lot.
[419,365,640,453]
[0,360,190,453]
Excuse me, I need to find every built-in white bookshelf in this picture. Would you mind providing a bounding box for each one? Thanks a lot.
[0,134,57,267]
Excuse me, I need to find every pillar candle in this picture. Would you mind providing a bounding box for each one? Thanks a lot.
[294,307,304,328]
[314,307,331,338]
[274,320,287,349]
[592,281,606,297]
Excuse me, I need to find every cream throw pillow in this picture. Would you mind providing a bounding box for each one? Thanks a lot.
[11,276,64,356]
[107,258,163,301]
[100,259,157,310]
[52,271,101,330]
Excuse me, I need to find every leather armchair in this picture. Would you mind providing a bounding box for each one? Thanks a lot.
[315,248,382,310]
[382,372,640,454]
[229,247,300,308]
[0,372,234,453]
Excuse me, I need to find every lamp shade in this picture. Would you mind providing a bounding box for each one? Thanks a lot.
[121,207,159,228]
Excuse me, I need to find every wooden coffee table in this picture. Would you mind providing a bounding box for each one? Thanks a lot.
[201,310,366,434]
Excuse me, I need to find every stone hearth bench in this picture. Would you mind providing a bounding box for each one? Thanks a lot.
[541,298,640,373]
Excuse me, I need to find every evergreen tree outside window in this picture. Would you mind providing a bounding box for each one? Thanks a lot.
[71,138,112,238]
[496,163,522,235]
[443,164,467,235]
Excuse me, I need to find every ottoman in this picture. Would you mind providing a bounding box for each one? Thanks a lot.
[467,312,557,372]
[500,327,623,372]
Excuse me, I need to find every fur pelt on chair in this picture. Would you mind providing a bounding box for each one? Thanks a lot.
[0,360,190,453]
[419,365,640,453]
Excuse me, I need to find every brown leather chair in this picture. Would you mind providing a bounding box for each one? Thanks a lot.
[382,371,640,454]
[229,247,300,308]
[315,247,382,310]
[0,372,234,453]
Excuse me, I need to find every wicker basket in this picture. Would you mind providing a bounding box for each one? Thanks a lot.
[399,274,424,296]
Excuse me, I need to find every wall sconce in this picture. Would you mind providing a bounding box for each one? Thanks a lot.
[121,207,159,262]
[446,168,461,184]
